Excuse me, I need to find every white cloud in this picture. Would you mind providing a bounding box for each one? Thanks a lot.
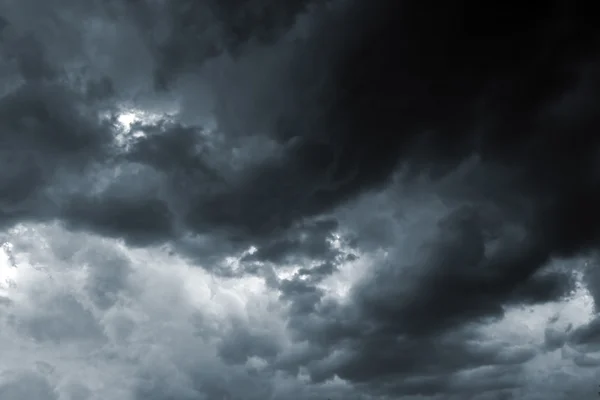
[0,223,339,399]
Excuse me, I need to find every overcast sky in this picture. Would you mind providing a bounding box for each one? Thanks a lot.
[1,1,600,399]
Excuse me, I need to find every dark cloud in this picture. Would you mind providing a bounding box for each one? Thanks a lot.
[279,277,325,316]
[149,0,331,88]
[582,256,600,311]
[569,316,600,348]
[125,122,221,181]
[3,0,594,262]
[2,33,55,81]
[218,319,281,365]
[544,323,570,352]
[268,198,575,396]
[297,261,337,282]
[84,76,115,102]
[0,83,111,227]
[0,14,8,33]
[284,312,537,396]
[1,0,600,398]
[137,0,600,292]
[349,205,574,336]
[242,218,342,264]
[62,194,175,246]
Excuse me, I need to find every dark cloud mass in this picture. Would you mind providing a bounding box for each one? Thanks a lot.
[1,0,600,398]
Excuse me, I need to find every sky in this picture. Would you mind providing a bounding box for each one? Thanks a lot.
[0,0,600,399]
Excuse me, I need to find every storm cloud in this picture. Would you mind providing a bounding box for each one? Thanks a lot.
[1,0,600,399]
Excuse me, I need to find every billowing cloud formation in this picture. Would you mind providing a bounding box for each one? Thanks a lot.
[0,223,597,400]
[1,0,600,398]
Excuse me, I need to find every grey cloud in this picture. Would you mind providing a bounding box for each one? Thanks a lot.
[297,261,337,282]
[0,83,111,226]
[125,122,222,183]
[279,278,324,315]
[572,352,600,368]
[149,0,331,89]
[0,0,597,271]
[351,204,574,337]
[0,1,600,399]
[0,30,55,82]
[0,14,8,33]
[84,76,115,102]
[294,321,536,397]
[0,221,596,400]
[13,294,104,343]
[265,190,576,397]
[81,246,132,309]
[242,218,342,264]
[568,316,600,349]
[218,319,281,365]
[0,83,109,157]
[544,326,568,352]
[59,383,91,400]
[0,372,57,400]
[582,256,600,311]
[0,296,12,306]
[509,270,576,305]
[62,194,175,246]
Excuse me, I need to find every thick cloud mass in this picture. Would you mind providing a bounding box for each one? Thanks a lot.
[1,0,600,399]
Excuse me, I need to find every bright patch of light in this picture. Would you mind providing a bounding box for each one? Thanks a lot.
[115,111,139,131]
[275,266,301,282]
[246,246,258,255]
[114,108,163,134]
[101,103,180,150]
[0,242,18,292]
[221,247,255,276]
[327,233,343,249]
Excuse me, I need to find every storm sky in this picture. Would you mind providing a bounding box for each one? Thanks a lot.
[1,0,600,399]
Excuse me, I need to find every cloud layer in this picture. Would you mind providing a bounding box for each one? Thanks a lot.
[1,0,600,399]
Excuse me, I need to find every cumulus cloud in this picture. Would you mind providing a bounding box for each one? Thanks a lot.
[1,0,600,398]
